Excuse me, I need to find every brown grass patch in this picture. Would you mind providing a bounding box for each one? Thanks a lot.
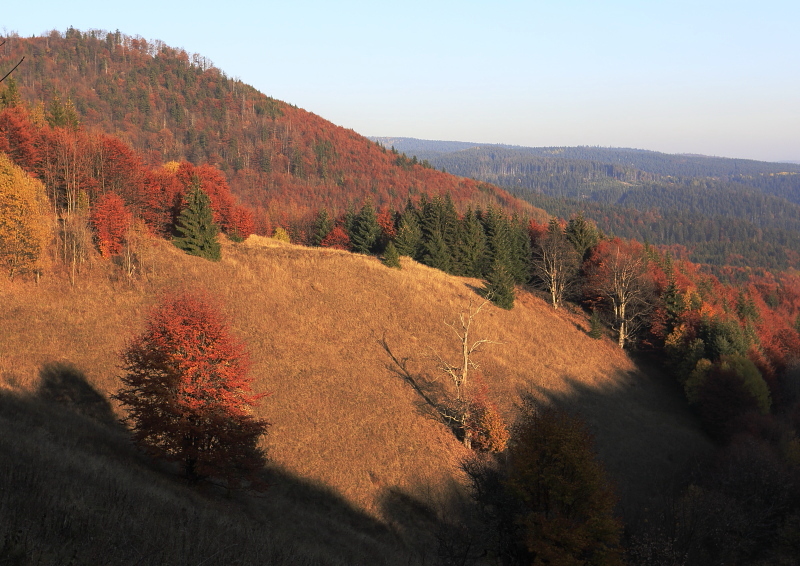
[1,235,711,529]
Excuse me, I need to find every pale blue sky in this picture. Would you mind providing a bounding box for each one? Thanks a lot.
[4,1,799,161]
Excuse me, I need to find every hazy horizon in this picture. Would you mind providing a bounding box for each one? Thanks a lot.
[4,0,799,162]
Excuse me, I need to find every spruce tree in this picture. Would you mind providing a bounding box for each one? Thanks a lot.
[566,212,601,260]
[173,179,221,261]
[383,241,401,269]
[588,309,603,339]
[482,206,512,270]
[457,208,489,277]
[419,196,453,273]
[508,213,533,284]
[483,258,515,309]
[312,208,334,246]
[350,199,381,254]
[394,206,422,257]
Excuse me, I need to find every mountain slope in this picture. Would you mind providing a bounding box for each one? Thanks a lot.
[1,236,711,550]
[0,30,547,229]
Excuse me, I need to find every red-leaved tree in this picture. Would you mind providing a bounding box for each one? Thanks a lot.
[91,192,132,258]
[319,225,351,250]
[115,290,269,488]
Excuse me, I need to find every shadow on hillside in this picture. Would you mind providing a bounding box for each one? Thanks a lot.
[524,364,714,522]
[378,478,489,564]
[379,336,452,423]
[0,381,420,565]
[36,361,118,427]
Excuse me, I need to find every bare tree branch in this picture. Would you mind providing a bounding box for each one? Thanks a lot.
[432,298,500,400]
[0,41,24,84]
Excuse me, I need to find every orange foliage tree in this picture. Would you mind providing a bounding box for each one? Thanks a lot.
[90,192,131,258]
[0,152,50,277]
[115,290,269,488]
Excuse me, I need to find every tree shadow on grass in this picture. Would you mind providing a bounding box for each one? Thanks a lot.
[522,366,714,523]
[0,373,423,565]
[36,361,118,427]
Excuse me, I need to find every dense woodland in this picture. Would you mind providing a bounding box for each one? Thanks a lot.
[0,29,539,235]
[2,28,800,566]
[377,138,800,270]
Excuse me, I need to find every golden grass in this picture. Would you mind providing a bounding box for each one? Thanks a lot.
[0,234,711,527]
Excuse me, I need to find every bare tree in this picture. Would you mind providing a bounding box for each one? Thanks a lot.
[585,240,654,348]
[381,298,503,450]
[531,220,579,309]
[431,298,498,400]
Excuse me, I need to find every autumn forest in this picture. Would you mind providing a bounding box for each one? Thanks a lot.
[2,28,800,566]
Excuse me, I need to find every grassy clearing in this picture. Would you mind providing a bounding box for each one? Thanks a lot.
[0,235,712,561]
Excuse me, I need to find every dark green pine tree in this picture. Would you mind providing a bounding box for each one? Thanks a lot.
[483,258,515,309]
[441,193,461,259]
[343,202,357,240]
[350,199,381,254]
[588,309,603,339]
[508,213,533,284]
[419,196,453,273]
[173,180,221,261]
[456,207,488,277]
[394,199,422,257]
[382,241,401,269]
[482,206,512,275]
[312,208,334,246]
[663,280,686,333]
[565,212,601,261]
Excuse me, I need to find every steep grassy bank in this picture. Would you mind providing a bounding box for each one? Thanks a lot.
[0,236,712,561]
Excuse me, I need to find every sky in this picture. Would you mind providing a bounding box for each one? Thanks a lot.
[3,1,799,162]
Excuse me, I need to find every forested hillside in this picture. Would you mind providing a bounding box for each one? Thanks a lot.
[0,29,544,233]
[4,27,800,566]
[375,137,800,270]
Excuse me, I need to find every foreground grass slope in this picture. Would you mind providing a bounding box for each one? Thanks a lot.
[0,237,711,561]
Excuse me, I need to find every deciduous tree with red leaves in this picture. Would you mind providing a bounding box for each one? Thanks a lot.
[90,192,131,258]
[115,290,269,488]
[319,225,351,250]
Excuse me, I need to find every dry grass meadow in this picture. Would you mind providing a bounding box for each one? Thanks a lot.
[0,234,713,562]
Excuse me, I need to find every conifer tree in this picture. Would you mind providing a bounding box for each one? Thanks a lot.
[508,214,533,284]
[383,240,401,269]
[173,178,221,261]
[311,208,334,246]
[394,205,422,257]
[350,199,381,254]
[483,258,515,309]
[0,77,22,109]
[482,206,512,269]
[457,207,489,277]
[441,193,461,258]
[420,195,453,273]
[507,403,623,565]
[589,309,603,339]
[566,212,601,260]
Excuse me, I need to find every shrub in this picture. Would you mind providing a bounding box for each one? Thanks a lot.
[272,226,291,243]
[466,397,509,453]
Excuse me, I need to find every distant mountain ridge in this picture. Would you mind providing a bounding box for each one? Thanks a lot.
[371,137,800,270]
[370,137,800,176]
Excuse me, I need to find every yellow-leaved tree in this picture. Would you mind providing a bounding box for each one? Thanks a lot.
[0,153,51,278]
